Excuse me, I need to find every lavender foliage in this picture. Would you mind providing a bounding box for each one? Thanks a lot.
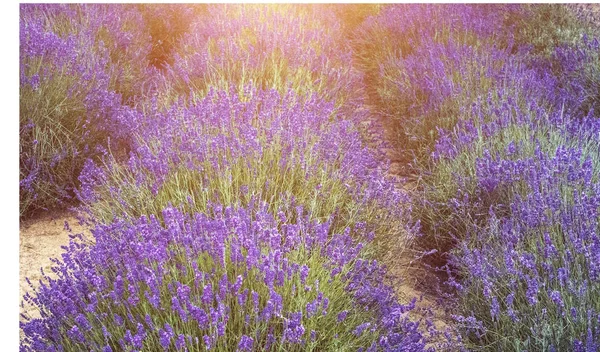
[20,204,430,351]
[19,4,152,216]
[396,5,600,350]
[20,4,600,351]
[77,87,412,254]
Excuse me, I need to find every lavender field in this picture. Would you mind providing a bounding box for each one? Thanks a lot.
[19,4,600,351]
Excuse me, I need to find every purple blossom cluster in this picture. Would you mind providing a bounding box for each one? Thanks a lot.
[353,3,600,350]
[19,4,152,216]
[20,204,430,351]
[540,35,600,119]
[381,5,600,349]
[358,4,512,53]
[354,5,528,163]
[446,141,600,350]
[77,87,410,241]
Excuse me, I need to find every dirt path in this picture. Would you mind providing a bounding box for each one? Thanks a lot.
[356,94,454,344]
[19,210,90,320]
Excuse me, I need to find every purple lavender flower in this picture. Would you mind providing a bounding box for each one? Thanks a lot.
[203,335,212,350]
[353,322,371,336]
[550,290,565,310]
[22,169,427,351]
[237,335,253,351]
[159,323,174,348]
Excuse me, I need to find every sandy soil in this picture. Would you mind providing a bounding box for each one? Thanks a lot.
[19,210,90,320]
[357,100,453,343]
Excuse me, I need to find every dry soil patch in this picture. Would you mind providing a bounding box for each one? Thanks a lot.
[19,210,90,320]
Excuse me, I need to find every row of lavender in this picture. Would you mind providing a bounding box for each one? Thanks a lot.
[20,4,440,351]
[354,4,600,351]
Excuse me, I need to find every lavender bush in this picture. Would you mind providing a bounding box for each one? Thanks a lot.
[415,55,595,251]
[431,104,600,349]
[19,4,151,216]
[448,143,600,350]
[505,4,598,58]
[394,6,600,350]
[352,4,519,164]
[78,88,413,257]
[349,3,600,350]
[541,35,600,119]
[21,204,431,351]
[21,5,434,351]
[352,4,597,166]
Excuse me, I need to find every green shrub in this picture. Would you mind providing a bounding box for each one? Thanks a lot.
[78,89,413,259]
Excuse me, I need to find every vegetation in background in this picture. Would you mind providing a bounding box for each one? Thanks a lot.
[352,3,600,350]
[160,4,362,110]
